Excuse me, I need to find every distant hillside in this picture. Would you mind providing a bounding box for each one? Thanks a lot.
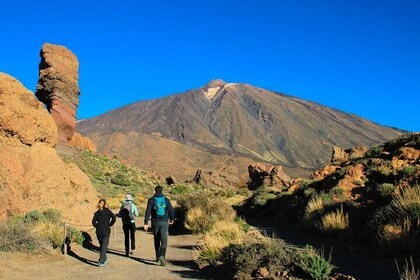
[77,79,402,181]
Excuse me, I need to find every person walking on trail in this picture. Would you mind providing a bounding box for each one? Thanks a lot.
[144,185,175,266]
[92,199,116,267]
[119,194,139,256]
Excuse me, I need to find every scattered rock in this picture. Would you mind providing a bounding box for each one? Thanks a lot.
[256,267,270,278]
[36,43,80,143]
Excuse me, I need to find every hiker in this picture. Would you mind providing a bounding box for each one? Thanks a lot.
[119,194,139,256]
[92,199,116,267]
[144,185,175,266]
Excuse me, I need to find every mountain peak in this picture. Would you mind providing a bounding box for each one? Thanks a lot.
[206,79,227,88]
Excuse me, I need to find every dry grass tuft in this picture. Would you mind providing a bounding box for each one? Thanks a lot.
[318,205,349,232]
[396,256,420,280]
[198,221,247,266]
[305,196,324,218]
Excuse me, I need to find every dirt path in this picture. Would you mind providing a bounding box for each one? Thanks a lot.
[249,219,400,280]
[0,219,210,280]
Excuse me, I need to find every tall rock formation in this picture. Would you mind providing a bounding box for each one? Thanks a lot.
[0,72,97,225]
[36,43,80,143]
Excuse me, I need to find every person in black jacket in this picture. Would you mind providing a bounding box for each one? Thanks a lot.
[92,199,116,267]
[144,185,175,266]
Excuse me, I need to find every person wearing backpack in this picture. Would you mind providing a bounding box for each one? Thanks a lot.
[119,194,139,257]
[92,199,116,267]
[144,185,175,266]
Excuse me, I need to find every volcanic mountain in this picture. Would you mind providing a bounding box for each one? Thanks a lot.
[77,79,402,182]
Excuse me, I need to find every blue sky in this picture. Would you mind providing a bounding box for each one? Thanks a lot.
[1,0,419,131]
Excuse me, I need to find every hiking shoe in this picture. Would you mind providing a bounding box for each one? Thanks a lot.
[104,259,108,264]
[158,256,166,266]
[98,262,106,267]
[130,250,135,255]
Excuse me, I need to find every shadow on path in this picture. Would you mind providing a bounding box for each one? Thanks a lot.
[67,249,98,267]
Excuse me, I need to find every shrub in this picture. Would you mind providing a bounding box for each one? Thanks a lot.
[366,146,384,158]
[0,221,50,253]
[318,205,349,232]
[169,184,190,195]
[178,193,236,233]
[402,166,416,178]
[43,208,62,224]
[330,186,344,197]
[379,218,418,251]
[304,187,316,197]
[378,183,395,197]
[294,246,333,280]
[250,187,279,207]
[111,174,131,186]
[22,210,45,224]
[221,239,291,279]
[67,226,85,245]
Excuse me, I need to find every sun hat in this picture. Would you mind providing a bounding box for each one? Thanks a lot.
[125,194,133,201]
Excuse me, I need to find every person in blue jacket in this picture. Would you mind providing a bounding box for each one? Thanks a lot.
[144,186,175,266]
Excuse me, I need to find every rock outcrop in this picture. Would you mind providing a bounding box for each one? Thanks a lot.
[331,145,367,163]
[0,73,97,225]
[247,163,290,190]
[36,43,80,143]
[68,132,97,152]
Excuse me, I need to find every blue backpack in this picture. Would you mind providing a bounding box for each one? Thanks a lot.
[154,196,167,218]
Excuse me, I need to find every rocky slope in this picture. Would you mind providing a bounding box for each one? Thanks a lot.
[244,133,420,255]
[78,79,402,181]
[0,72,97,225]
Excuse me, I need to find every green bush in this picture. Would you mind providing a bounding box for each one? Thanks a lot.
[378,183,395,197]
[169,184,190,195]
[221,239,291,279]
[22,210,45,224]
[304,188,316,197]
[294,246,333,280]
[330,186,344,196]
[235,217,250,233]
[43,208,62,224]
[111,174,131,186]
[0,221,49,253]
[67,226,85,245]
[366,146,384,158]
[402,166,416,177]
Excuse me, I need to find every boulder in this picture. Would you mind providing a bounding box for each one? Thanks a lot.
[331,146,348,163]
[36,43,80,143]
[68,132,97,152]
[0,73,97,225]
[247,163,290,190]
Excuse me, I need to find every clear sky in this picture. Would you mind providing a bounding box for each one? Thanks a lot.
[1,0,419,131]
